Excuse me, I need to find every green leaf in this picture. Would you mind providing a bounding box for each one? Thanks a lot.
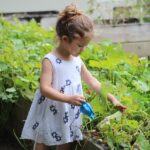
[126,120,139,129]
[135,133,150,150]
[6,87,16,93]
[20,89,34,100]
[17,76,30,83]
[11,39,24,50]
[132,80,149,92]
[0,61,8,72]
[97,111,122,129]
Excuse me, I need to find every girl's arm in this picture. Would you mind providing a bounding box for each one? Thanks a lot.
[81,62,101,93]
[40,58,85,106]
[81,62,127,112]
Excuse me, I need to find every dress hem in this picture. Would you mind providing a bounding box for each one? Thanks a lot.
[21,135,83,146]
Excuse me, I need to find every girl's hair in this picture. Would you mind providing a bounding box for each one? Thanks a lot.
[56,4,93,42]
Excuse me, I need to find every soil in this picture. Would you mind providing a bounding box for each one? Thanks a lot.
[0,129,30,150]
[0,138,23,150]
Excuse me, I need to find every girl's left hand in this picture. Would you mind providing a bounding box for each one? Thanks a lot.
[108,93,127,112]
[113,100,127,112]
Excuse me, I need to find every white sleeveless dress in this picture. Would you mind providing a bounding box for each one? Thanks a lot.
[21,53,83,146]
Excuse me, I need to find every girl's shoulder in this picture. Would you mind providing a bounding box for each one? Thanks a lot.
[75,56,83,65]
[43,52,83,66]
[43,52,56,62]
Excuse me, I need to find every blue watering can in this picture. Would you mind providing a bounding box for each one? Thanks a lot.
[80,102,95,120]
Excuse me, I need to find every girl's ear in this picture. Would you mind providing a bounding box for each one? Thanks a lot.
[61,35,69,42]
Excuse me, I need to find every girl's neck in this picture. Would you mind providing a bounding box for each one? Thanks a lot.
[54,45,73,61]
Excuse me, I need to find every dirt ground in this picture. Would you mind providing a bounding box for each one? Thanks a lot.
[0,130,31,150]
[0,138,22,150]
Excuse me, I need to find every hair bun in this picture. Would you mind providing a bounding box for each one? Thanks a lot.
[59,3,83,19]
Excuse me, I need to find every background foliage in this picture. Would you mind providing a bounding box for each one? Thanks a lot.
[87,0,150,25]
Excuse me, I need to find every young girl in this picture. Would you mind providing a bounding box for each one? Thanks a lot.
[21,4,127,150]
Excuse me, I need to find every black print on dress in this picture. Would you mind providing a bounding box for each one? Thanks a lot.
[76,135,80,139]
[51,132,61,141]
[38,96,45,104]
[70,127,74,137]
[56,58,62,64]
[59,79,72,93]
[76,66,80,72]
[71,104,75,109]
[60,86,65,93]
[63,112,69,124]
[66,79,71,86]
[49,105,57,115]
[75,109,80,119]
[32,122,39,130]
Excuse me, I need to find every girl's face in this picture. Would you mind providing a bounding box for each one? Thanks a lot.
[62,32,93,57]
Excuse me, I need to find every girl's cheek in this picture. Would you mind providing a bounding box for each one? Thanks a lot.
[72,51,80,57]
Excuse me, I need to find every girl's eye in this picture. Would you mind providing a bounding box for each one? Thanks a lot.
[78,44,88,49]
[78,44,84,48]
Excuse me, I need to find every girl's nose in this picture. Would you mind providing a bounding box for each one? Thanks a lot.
[80,47,84,52]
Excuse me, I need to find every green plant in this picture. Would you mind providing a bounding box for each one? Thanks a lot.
[0,17,55,134]
[81,41,150,149]
[87,0,150,24]
[0,17,55,102]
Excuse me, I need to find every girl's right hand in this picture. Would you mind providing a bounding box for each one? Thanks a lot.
[67,95,86,106]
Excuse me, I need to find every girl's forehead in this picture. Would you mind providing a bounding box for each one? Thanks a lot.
[75,32,93,44]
